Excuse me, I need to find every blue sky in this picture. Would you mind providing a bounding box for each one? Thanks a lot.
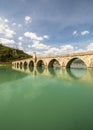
[0,0,93,56]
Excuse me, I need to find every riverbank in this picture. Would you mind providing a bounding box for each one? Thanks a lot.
[0,62,11,67]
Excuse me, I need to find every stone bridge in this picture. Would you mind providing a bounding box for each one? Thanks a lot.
[12,52,93,68]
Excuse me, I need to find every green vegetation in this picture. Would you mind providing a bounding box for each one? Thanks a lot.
[0,43,32,65]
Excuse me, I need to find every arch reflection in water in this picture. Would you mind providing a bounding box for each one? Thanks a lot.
[37,67,45,73]
[48,67,61,76]
[29,67,34,72]
[66,58,87,69]
[12,66,89,81]
[48,59,61,68]
[67,68,87,79]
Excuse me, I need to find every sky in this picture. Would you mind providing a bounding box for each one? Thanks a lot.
[0,0,93,56]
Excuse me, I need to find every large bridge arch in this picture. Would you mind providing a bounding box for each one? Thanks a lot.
[48,58,61,68]
[63,57,89,68]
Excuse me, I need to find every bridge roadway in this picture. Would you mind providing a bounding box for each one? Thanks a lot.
[12,51,93,68]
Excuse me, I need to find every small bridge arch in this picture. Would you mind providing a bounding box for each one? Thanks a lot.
[17,62,20,68]
[14,63,16,67]
[20,62,23,68]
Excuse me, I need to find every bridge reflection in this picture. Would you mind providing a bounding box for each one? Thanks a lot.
[66,68,87,79]
[12,65,93,83]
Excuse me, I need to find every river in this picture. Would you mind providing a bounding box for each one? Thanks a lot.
[0,66,93,130]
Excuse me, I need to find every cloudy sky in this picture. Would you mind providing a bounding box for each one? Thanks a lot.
[0,0,93,56]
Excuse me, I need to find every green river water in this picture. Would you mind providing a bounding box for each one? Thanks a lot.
[0,66,93,130]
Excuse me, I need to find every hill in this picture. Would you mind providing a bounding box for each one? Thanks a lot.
[0,44,32,63]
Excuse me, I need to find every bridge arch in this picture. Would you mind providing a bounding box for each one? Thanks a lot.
[48,59,61,68]
[29,60,34,67]
[66,57,87,68]
[24,61,28,69]
[20,62,23,69]
[89,56,93,68]
[15,63,16,67]
[37,60,45,67]
[17,62,20,68]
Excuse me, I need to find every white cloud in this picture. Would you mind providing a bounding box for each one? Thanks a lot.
[4,19,9,23]
[87,43,93,51]
[12,23,16,26]
[17,42,23,50]
[73,30,90,36]
[32,40,50,50]
[5,28,16,38]
[0,17,16,38]
[24,32,49,42]
[73,30,78,36]
[44,47,59,55]
[18,24,22,28]
[43,35,49,39]
[26,51,32,55]
[18,42,23,50]
[26,41,93,56]
[18,36,23,41]
[0,38,15,45]
[24,32,44,41]
[25,16,32,24]
[24,31,50,53]
[81,30,89,36]
[28,45,31,48]
[24,32,50,50]
[60,45,74,52]
[39,44,74,56]
[75,49,85,53]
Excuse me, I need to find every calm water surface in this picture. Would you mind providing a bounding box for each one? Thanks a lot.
[0,66,93,130]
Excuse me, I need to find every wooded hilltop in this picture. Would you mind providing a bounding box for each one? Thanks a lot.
[0,44,32,64]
